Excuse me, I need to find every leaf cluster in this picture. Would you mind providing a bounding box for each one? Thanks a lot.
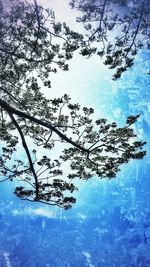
[70,0,150,79]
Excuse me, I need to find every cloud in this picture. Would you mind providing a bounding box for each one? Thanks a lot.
[82,251,94,267]
[3,253,12,267]
[12,207,55,219]
[113,107,122,118]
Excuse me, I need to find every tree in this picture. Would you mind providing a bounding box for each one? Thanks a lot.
[0,0,146,209]
[69,0,150,79]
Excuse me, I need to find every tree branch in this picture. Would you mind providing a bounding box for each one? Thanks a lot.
[7,112,39,197]
[0,86,27,109]
[0,98,89,154]
[20,197,64,208]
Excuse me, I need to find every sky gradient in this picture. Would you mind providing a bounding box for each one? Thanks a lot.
[0,1,150,266]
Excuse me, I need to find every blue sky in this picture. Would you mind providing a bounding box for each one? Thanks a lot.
[0,1,150,266]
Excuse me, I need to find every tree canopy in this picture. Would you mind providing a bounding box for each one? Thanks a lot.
[70,0,150,79]
[0,0,146,209]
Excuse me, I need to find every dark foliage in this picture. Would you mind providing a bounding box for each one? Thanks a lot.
[0,0,146,208]
[70,0,150,79]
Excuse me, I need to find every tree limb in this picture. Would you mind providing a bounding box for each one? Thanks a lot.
[0,97,89,154]
[7,112,39,197]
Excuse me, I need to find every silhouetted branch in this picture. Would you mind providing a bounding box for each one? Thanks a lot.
[8,112,39,197]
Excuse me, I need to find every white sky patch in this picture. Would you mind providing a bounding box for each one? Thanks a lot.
[42,219,46,229]
[82,251,94,267]
[12,207,55,218]
[27,0,113,108]
[35,0,83,32]
[77,212,86,220]
[113,107,122,118]
[45,53,112,108]
[3,253,12,267]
